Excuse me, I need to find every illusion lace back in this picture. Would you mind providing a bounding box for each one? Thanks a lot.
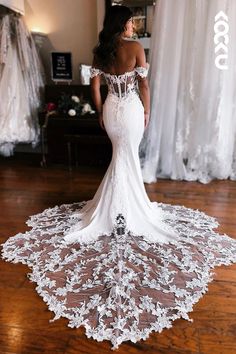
[2,65,236,350]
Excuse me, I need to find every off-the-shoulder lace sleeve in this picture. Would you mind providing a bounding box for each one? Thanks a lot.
[90,67,103,78]
[135,64,149,78]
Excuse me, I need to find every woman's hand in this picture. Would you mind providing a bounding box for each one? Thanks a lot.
[98,112,105,130]
[144,112,150,129]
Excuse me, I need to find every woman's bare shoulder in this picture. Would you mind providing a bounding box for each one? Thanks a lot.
[122,39,143,54]
[128,40,145,55]
[123,39,142,47]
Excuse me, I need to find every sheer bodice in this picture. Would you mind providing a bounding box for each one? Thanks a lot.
[90,66,148,98]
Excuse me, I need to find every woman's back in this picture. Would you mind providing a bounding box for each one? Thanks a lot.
[102,39,139,75]
[91,38,148,99]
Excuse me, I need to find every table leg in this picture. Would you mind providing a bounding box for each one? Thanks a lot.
[67,141,72,171]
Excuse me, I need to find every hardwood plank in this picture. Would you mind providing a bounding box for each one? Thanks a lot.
[198,330,236,354]
[0,326,70,354]
[1,159,236,354]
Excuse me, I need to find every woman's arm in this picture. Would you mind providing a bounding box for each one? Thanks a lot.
[90,61,105,130]
[135,43,150,129]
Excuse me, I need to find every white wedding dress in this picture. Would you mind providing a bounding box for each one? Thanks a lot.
[0,12,44,156]
[63,66,178,245]
[2,66,236,350]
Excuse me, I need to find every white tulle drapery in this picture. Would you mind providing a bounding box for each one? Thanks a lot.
[140,0,236,184]
[0,9,44,156]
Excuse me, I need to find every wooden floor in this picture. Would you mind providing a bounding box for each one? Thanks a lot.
[0,158,236,354]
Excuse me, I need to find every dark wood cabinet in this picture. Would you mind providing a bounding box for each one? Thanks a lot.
[39,84,112,168]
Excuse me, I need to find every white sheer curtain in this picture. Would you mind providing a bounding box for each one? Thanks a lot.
[140,0,236,184]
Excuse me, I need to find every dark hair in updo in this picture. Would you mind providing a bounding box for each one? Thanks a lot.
[93,5,133,70]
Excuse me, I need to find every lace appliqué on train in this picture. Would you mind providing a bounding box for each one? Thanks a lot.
[2,201,236,349]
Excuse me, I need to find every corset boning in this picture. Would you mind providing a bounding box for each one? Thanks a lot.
[104,71,139,99]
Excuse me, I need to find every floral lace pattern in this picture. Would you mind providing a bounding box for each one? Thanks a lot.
[90,67,102,78]
[2,201,236,349]
[90,66,149,99]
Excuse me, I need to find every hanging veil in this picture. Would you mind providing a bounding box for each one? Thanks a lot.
[140,0,236,184]
[0,4,44,156]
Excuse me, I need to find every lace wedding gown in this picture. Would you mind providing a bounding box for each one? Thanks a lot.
[2,66,236,349]
[0,13,44,156]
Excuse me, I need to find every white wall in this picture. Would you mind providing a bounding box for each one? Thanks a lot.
[24,0,104,83]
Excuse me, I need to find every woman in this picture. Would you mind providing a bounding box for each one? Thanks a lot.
[2,5,236,350]
[63,5,178,244]
[92,5,150,131]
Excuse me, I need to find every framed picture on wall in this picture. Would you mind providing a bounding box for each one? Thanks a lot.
[51,52,73,82]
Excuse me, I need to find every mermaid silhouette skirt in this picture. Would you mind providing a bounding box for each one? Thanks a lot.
[63,91,178,245]
[2,90,236,349]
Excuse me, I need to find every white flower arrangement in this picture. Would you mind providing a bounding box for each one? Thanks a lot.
[82,103,95,115]
[71,95,80,103]
[58,93,95,117]
[68,109,76,116]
